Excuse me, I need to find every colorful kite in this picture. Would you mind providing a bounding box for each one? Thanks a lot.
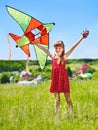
[6,6,55,70]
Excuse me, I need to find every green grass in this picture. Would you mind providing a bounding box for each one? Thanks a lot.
[0,80,98,130]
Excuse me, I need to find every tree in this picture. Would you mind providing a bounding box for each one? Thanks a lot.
[66,66,72,77]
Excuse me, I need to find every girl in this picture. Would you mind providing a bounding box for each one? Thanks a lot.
[34,29,89,116]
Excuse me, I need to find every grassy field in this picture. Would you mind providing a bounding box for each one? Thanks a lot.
[0,79,98,130]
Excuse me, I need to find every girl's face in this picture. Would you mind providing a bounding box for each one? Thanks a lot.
[55,46,64,56]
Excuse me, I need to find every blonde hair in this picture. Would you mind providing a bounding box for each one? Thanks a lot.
[54,40,64,48]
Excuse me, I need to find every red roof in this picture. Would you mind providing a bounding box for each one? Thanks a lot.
[77,63,91,70]
[20,71,33,79]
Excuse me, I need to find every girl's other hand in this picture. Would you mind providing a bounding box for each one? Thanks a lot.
[81,29,89,38]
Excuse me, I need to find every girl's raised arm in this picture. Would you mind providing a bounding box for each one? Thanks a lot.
[64,29,89,59]
[34,43,53,58]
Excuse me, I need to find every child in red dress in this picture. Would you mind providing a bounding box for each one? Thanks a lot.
[35,29,89,116]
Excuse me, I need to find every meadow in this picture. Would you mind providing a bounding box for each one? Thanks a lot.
[0,79,98,130]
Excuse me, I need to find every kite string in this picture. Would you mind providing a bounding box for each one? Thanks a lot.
[7,34,29,71]
[7,34,12,60]
[26,56,30,71]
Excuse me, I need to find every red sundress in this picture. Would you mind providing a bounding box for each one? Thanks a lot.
[50,57,70,93]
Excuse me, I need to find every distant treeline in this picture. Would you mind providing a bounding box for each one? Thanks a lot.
[66,58,98,64]
[0,58,98,73]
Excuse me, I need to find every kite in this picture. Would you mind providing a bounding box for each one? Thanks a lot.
[6,6,55,70]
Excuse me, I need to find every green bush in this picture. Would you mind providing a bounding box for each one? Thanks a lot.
[93,71,98,80]
[86,68,96,74]
[0,73,10,84]
[13,75,20,83]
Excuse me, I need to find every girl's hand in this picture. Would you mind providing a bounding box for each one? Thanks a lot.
[81,29,89,38]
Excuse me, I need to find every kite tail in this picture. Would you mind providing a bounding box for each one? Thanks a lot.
[7,34,12,60]
[26,56,30,71]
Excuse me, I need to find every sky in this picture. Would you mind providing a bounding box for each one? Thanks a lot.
[0,0,98,60]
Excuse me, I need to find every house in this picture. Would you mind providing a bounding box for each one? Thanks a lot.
[20,70,34,80]
[77,62,91,75]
